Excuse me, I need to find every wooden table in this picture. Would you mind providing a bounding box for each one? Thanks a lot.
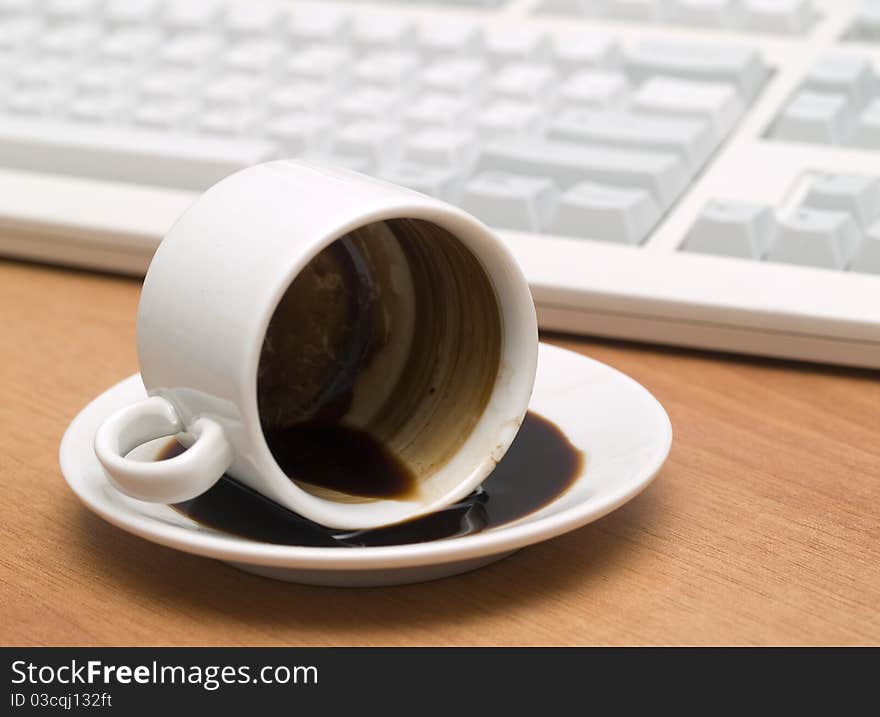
[1,259,877,646]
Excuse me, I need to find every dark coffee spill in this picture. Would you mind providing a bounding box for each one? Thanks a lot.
[165,411,583,548]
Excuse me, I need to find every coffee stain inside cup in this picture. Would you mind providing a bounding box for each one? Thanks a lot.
[255,219,504,502]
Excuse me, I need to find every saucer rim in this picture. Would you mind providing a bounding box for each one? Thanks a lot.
[60,344,672,571]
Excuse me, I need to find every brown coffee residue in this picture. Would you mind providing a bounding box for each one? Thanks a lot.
[255,219,503,502]
[165,411,583,548]
[256,234,383,430]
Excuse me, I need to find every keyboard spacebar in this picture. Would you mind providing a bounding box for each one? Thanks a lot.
[0,117,276,191]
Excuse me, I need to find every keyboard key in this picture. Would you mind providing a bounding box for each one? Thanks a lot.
[0,47,14,73]
[440,0,507,6]
[418,23,482,58]
[491,63,557,103]
[0,116,276,190]
[379,162,464,200]
[632,77,744,139]
[850,1,880,42]
[771,91,853,145]
[461,172,559,231]
[331,122,402,164]
[403,128,478,168]
[224,5,284,36]
[0,18,39,50]
[542,0,815,35]
[224,40,286,73]
[284,45,352,84]
[5,87,69,115]
[854,100,880,150]
[802,174,880,229]
[159,33,222,67]
[76,64,131,93]
[484,29,550,66]
[851,221,880,274]
[475,100,543,138]
[334,88,402,123]
[198,107,263,137]
[684,200,776,258]
[804,55,875,109]
[403,93,474,130]
[97,28,161,62]
[139,70,201,101]
[559,70,630,110]
[14,59,72,89]
[550,182,661,244]
[604,0,661,20]
[665,0,745,28]
[536,0,593,16]
[355,51,420,92]
[352,15,413,50]
[625,42,768,100]
[768,208,862,269]
[40,22,100,56]
[266,82,335,114]
[549,108,715,172]
[552,34,622,74]
[265,114,328,154]
[743,0,814,34]
[46,0,99,20]
[422,59,488,96]
[476,138,690,208]
[202,75,265,108]
[130,99,196,130]
[67,94,128,124]
[287,8,349,44]
[0,0,32,14]
[104,0,160,25]
[163,2,222,31]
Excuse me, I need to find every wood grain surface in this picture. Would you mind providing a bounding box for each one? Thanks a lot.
[1,259,877,646]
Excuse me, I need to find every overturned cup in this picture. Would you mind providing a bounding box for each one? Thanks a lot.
[94,161,538,530]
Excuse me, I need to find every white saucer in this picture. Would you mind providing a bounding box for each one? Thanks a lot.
[60,343,672,587]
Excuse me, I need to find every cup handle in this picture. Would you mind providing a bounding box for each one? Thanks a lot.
[94,396,234,503]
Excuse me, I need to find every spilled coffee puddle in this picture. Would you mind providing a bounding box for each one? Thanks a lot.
[164,411,583,547]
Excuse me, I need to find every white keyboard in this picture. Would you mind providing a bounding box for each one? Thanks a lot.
[2,0,880,368]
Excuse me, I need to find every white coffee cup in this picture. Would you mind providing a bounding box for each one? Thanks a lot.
[94,161,538,530]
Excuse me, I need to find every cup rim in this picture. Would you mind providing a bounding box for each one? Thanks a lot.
[243,195,538,530]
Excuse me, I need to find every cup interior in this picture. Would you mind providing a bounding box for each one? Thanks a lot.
[257,218,504,504]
